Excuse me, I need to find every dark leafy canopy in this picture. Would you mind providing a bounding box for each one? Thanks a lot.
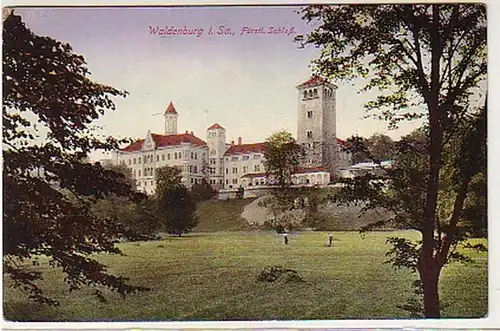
[263,130,304,189]
[3,13,151,306]
[349,133,395,164]
[190,178,217,201]
[297,4,486,318]
[155,166,199,236]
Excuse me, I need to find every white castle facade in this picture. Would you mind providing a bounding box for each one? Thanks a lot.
[110,77,352,195]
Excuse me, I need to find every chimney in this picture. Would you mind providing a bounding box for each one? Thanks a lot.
[231,140,235,145]
[190,131,194,135]
[185,130,188,134]
[238,137,242,146]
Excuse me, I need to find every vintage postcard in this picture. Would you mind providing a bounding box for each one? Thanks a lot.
[2,3,489,327]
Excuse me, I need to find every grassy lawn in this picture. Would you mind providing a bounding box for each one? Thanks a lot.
[3,231,487,321]
[195,198,256,232]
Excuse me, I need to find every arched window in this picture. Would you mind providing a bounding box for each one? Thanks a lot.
[303,91,307,99]
[313,89,317,96]
[308,90,313,98]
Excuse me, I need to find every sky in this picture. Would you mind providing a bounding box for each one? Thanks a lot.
[16,6,423,161]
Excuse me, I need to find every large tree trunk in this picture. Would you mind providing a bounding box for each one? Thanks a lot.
[421,4,443,318]
[420,261,441,318]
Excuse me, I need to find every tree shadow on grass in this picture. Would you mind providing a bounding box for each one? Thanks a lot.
[4,301,61,322]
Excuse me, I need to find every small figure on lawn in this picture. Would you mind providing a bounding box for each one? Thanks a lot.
[283,232,289,245]
[328,233,333,247]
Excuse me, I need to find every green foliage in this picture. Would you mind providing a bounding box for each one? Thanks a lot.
[156,166,198,235]
[350,134,395,164]
[263,130,304,188]
[298,3,486,318]
[190,178,217,202]
[3,12,151,306]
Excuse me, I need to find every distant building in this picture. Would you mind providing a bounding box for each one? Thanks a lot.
[111,77,352,195]
[339,160,393,178]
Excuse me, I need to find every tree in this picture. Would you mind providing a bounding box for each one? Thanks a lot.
[297,4,486,317]
[367,133,395,162]
[156,166,199,236]
[190,178,217,201]
[103,163,136,189]
[3,12,152,306]
[263,130,304,189]
[350,133,395,164]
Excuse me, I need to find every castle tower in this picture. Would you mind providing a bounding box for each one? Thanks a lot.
[164,101,178,134]
[296,76,338,176]
[206,123,227,189]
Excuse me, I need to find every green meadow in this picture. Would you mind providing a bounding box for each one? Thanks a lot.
[3,231,487,321]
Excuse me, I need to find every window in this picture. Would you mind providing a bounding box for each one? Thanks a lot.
[307,131,313,139]
[191,152,194,159]
[303,91,307,99]
[167,153,171,160]
[243,155,249,160]
[137,181,141,186]
[254,165,260,172]
[232,179,238,184]
[313,88,317,96]
[138,170,141,177]
[145,181,148,186]
[128,159,131,165]
[191,178,194,184]
[143,156,147,163]
[307,111,313,118]
[219,179,223,184]
[157,155,159,162]
[226,179,229,184]
[231,156,238,161]
[243,166,248,173]
[226,168,229,174]
[195,153,198,160]
[174,153,178,160]
[232,167,238,174]
[138,157,141,164]
[194,166,198,173]
[151,181,154,185]
[133,158,136,164]
[253,154,261,159]
[162,154,165,161]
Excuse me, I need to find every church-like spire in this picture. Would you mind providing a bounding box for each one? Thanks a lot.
[164,101,178,115]
[164,101,178,134]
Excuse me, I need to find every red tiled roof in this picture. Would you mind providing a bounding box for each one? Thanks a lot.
[164,102,178,115]
[208,123,224,130]
[336,138,347,145]
[225,142,267,155]
[121,132,206,152]
[297,75,329,88]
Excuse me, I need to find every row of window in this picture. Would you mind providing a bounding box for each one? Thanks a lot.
[303,87,334,100]
[225,154,261,162]
[209,179,224,185]
[208,167,224,175]
[303,89,318,99]
[225,165,261,175]
[123,151,204,166]
[131,164,200,179]
[208,132,225,137]
[136,177,203,187]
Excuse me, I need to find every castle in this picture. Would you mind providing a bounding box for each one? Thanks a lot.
[111,77,352,195]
